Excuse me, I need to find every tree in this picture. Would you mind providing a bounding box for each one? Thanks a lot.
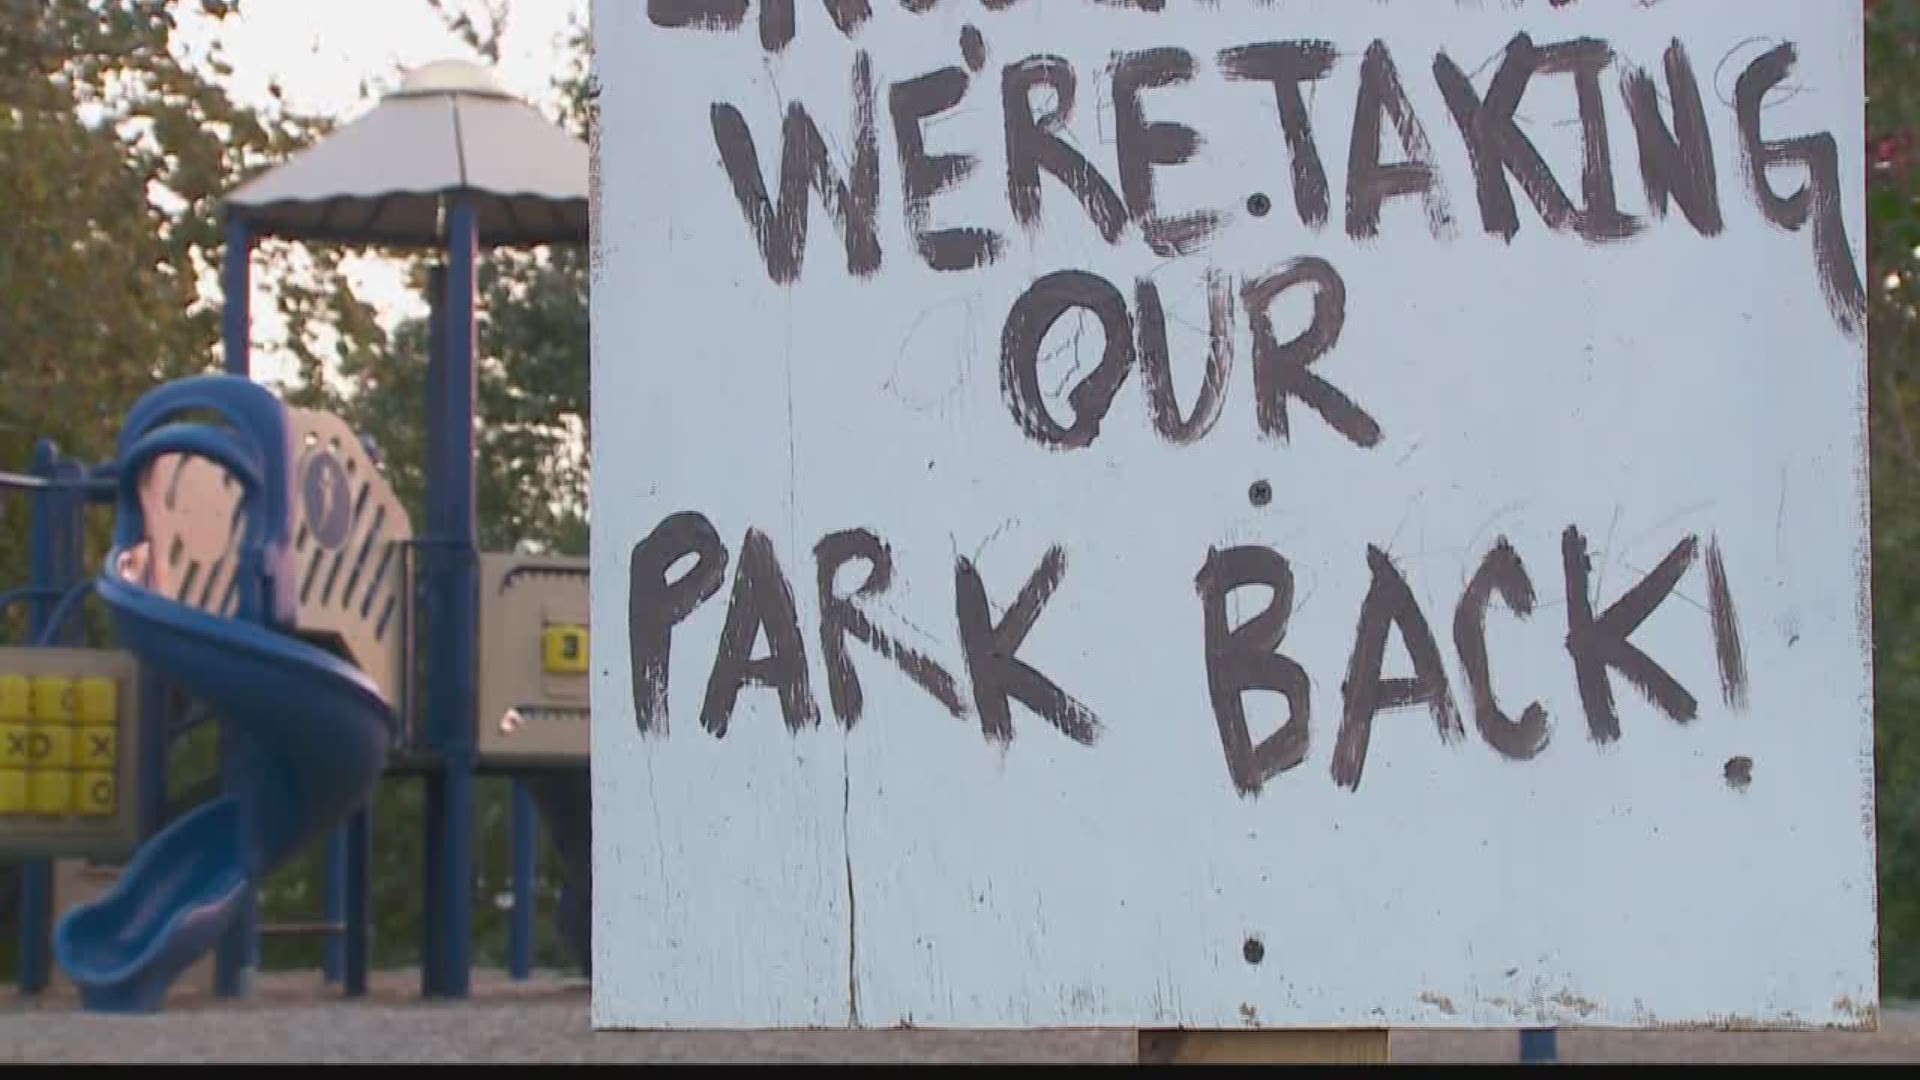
[1868,0,1920,999]
[1,0,383,635]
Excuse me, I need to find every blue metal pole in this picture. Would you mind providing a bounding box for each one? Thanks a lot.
[224,217,253,380]
[15,448,88,994]
[344,802,371,997]
[509,780,536,980]
[16,442,62,995]
[323,826,346,984]
[215,213,258,999]
[423,198,480,998]
[419,261,448,997]
[19,448,88,995]
[1520,1028,1559,1063]
[422,770,446,993]
[137,670,169,841]
[44,454,85,637]
[214,716,255,997]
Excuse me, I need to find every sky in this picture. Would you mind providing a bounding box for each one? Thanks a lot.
[168,0,590,384]
[173,0,586,120]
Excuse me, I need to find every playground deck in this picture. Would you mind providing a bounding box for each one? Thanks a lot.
[1,971,1917,1063]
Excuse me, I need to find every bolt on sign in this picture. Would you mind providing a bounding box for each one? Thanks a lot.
[589,0,1874,1031]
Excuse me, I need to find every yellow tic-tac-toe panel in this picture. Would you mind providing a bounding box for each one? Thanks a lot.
[0,648,140,859]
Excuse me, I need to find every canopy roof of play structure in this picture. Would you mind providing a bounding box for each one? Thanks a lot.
[225,59,587,248]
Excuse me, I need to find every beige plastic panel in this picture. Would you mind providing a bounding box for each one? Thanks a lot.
[477,552,589,763]
[138,407,412,706]
[0,647,143,860]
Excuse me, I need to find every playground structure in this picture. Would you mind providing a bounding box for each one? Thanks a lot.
[1,378,592,1009]
[0,57,591,1010]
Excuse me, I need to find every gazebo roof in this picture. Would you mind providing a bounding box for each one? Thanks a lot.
[226,59,587,248]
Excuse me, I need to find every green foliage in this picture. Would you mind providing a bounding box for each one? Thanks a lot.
[0,0,371,642]
[1870,0,1920,1001]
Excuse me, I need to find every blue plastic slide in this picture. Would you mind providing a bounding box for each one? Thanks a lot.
[52,376,392,1013]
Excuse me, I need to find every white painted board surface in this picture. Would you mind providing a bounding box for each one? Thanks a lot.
[589,0,1874,1031]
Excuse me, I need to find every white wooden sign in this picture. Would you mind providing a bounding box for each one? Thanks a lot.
[589,0,1875,1032]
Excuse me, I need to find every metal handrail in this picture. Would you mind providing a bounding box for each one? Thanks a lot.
[0,469,52,490]
[0,468,115,496]
[0,584,65,617]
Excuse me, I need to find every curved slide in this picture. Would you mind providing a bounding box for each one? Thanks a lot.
[50,374,392,1013]
[52,576,392,1012]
